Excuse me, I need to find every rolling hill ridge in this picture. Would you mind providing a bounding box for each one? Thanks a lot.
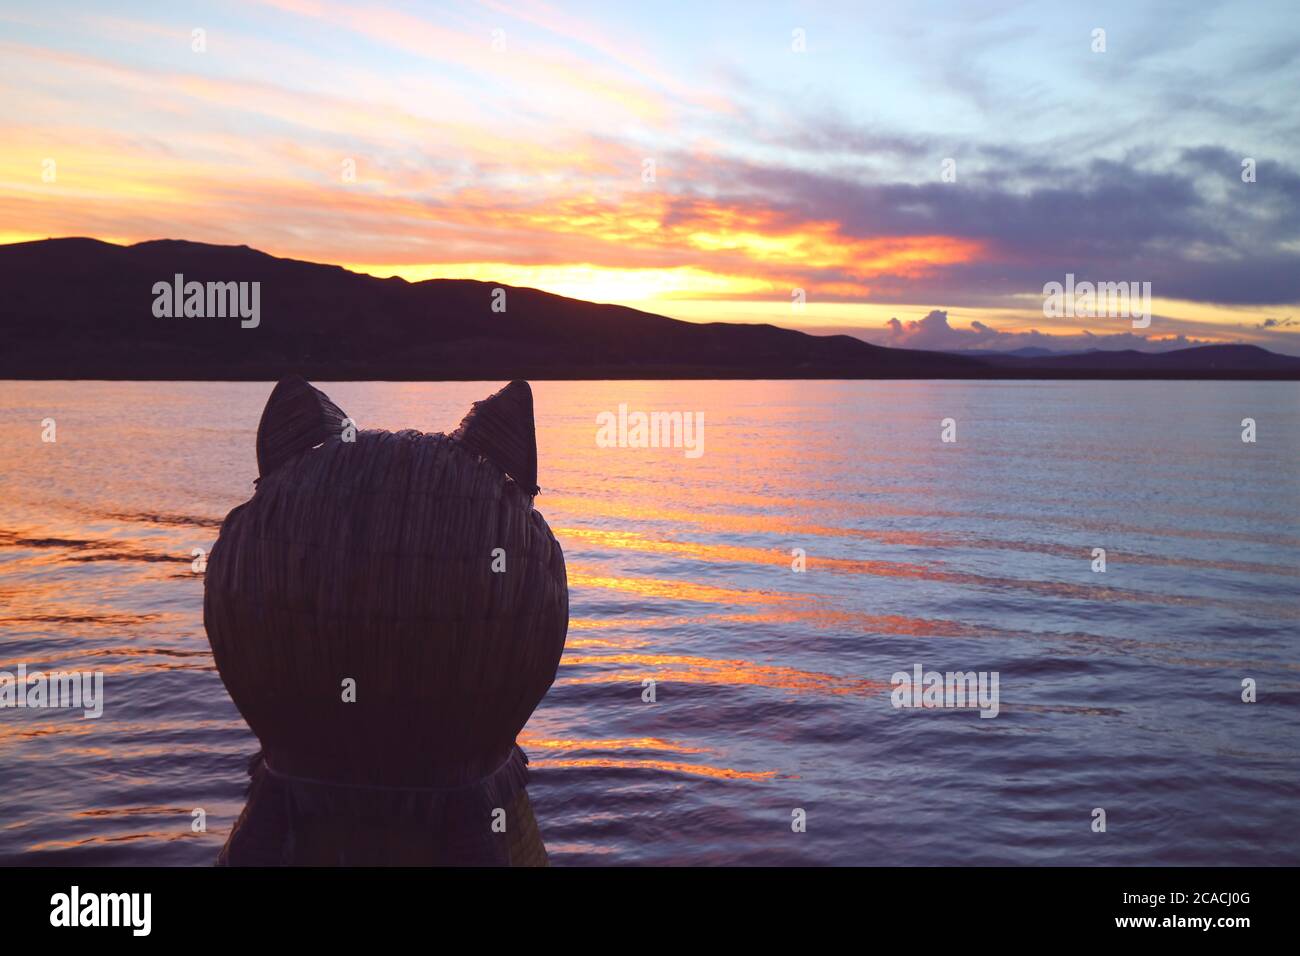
[2,238,1296,380]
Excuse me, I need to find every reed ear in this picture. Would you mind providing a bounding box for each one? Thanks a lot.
[256,376,350,479]
[450,380,539,494]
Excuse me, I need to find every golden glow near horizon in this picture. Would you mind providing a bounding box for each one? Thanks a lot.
[340,258,1282,345]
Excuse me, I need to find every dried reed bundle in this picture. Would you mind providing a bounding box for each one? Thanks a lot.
[205,377,567,865]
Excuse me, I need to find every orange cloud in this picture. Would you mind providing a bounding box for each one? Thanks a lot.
[0,8,988,317]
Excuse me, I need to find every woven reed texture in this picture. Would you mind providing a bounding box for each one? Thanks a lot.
[270,788,549,866]
[217,756,549,866]
[450,379,540,495]
[255,376,350,479]
[205,379,567,865]
[507,788,549,867]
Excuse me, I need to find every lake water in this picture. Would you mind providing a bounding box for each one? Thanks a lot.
[1,379,1298,866]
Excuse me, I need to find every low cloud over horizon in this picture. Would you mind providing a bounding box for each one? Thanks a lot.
[871,309,1223,354]
[796,308,1300,356]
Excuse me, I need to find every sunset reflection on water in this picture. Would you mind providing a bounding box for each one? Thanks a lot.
[1,379,1299,865]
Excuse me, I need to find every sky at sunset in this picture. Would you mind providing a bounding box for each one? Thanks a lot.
[2,0,1299,352]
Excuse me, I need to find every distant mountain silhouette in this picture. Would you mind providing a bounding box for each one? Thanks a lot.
[2,238,1297,380]
[947,347,1070,358]
[972,345,1300,373]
